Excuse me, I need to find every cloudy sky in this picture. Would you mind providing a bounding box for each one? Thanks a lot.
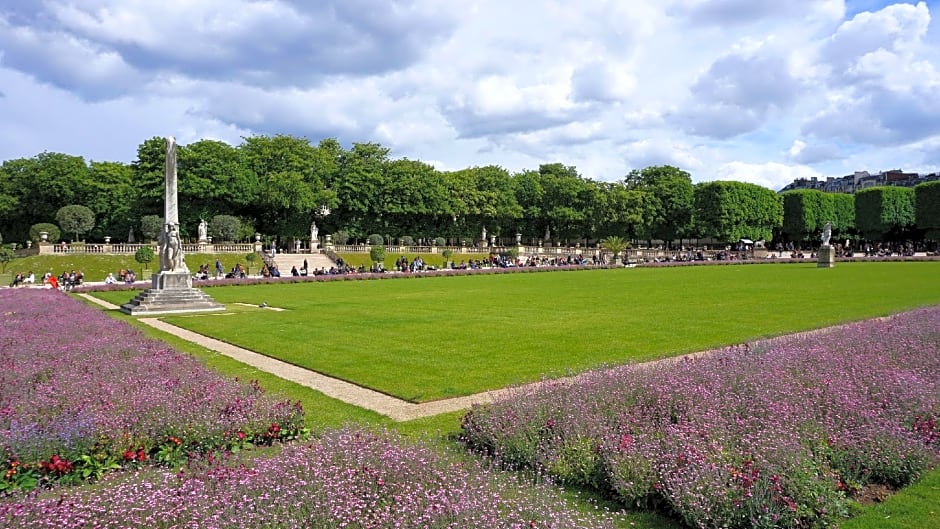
[1,1,939,190]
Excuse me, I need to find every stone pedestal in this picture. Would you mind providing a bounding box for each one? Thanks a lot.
[121,272,224,315]
[817,245,835,268]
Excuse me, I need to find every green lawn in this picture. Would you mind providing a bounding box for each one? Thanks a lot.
[84,261,940,529]
[96,262,940,402]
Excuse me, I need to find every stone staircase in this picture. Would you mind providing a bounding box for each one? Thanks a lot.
[120,272,225,315]
[273,252,336,274]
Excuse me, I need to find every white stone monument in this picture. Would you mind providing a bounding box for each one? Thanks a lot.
[122,137,224,315]
[817,221,835,268]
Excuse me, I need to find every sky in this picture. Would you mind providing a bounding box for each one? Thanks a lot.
[1,1,939,191]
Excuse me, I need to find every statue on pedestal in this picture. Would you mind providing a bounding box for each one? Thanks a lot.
[821,222,832,246]
[310,221,319,242]
[198,219,208,242]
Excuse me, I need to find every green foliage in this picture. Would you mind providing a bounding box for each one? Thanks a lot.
[0,247,14,273]
[624,165,694,243]
[915,181,940,239]
[134,246,155,270]
[601,235,628,263]
[434,237,446,246]
[369,245,386,264]
[29,223,61,243]
[782,190,829,241]
[400,235,415,246]
[832,193,856,234]
[333,230,351,245]
[210,214,242,242]
[55,204,96,241]
[854,187,915,241]
[694,181,782,241]
[367,233,384,245]
[442,248,454,261]
[140,215,164,241]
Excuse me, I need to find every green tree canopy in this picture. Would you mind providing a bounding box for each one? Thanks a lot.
[210,215,243,242]
[693,181,782,242]
[29,223,61,243]
[915,181,940,240]
[624,165,694,245]
[854,186,915,241]
[140,214,164,242]
[55,204,96,241]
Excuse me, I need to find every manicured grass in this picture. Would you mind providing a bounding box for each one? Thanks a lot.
[336,251,493,271]
[2,253,257,284]
[104,261,940,402]
[843,468,940,529]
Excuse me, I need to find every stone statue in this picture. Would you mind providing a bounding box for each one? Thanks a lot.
[128,227,135,243]
[310,221,318,241]
[162,224,185,272]
[198,219,207,241]
[821,222,832,246]
[481,226,487,241]
[158,137,187,273]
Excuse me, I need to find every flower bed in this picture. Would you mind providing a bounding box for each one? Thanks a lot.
[0,289,305,491]
[0,428,617,528]
[461,307,940,528]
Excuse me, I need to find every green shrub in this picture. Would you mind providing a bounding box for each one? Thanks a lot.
[369,245,386,264]
[400,235,415,246]
[434,237,446,246]
[134,246,155,271]
[367,234,384,245]
[29,223,61,243]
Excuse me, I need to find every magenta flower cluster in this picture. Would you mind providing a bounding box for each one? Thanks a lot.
[0,428,617,528]
[461,307,940,528]
[0,289,304,488]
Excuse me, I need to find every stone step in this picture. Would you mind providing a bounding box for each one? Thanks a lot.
[273,252,335,272]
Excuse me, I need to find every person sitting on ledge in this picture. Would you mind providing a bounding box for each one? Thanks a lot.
[104,272,116,284]
[291,265,299,276]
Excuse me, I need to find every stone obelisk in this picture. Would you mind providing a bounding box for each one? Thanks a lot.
[121,137,224,315]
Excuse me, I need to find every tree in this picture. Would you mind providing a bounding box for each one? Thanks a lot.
[83,161,135,241]
[29,223,61,243]
[334,142,390,238]
[693,181,782,242]
[56,205,96,241]
[854,187,915,241]
[369,245,386,266]
[831,193,856,237]
[781,190,832,242]
[624,165,694,246]
[134,246,155,274]
[210,215,242,242]
[0,246,13,274]
[601,235,628,264]
[915,181,940,240]
[140,215,164,242]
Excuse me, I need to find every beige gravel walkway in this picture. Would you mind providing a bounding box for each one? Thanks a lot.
[78,293,521,421]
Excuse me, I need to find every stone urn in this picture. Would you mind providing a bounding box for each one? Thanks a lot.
[104,236,111,243]
[39,231,48,241]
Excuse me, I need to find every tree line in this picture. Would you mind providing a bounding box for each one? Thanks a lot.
[1,134,939,247]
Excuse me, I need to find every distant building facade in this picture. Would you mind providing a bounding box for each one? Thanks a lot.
[779,170,940,193]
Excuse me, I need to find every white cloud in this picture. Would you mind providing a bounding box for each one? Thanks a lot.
[0,0,938,191]
[713,161,825,190]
